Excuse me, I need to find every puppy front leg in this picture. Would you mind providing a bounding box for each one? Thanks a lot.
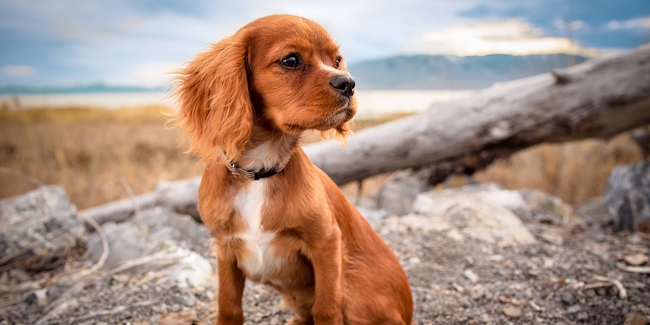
[216,252,246,325]
[310,227,344,324]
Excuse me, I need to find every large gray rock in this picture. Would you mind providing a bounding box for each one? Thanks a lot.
[364,170,429,216]
[86,207,211,271]
[0,186,86,271]
[391,184,537,245]
[605,161,650,232]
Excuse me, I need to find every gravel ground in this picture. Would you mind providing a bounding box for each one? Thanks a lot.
[1,195,648,325]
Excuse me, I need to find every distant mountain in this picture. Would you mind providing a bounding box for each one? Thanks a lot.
[1,54,589,94]
[0,83,166,95]
[348,54,588,90]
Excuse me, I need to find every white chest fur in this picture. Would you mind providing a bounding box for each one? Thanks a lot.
[234,179,282,280]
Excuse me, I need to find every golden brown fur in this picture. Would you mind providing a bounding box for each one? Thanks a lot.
[174,15,413,325]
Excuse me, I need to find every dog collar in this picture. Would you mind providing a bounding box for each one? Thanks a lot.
[222,152,288,180]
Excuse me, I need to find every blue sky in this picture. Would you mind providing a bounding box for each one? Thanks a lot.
[0,0,648,87]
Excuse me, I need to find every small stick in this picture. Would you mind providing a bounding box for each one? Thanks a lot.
[593,275,627,300]
[118,176,147,235]
[528,300,542,311]
[75,213,110,275]
[618,265,650,274]
[583,282,614,290]
[72,299,155,323]
[0,166,45,187]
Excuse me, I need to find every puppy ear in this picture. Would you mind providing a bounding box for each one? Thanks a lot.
[173,35,253,164]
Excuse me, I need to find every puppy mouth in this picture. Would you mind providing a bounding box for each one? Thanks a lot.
[313,104,354,131]
[333,105,354,120]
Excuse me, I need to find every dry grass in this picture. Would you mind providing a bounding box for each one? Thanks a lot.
[0,106,201,209]
[0,106,644,209]
[474,134,644,204]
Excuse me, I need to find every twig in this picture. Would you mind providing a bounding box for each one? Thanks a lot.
[109,249,181,275]
[118,176,147,235]
[528,300,542,311]
[75,212,109,275]
[583,282,614,290]
[44,212,110,283]
[451,283,464,293]
[618,265,650,274]
[27,214,109,324]
[593,275,627,300]
[71,300,155,323]
[0,166,45,187]
[34,284,83,325]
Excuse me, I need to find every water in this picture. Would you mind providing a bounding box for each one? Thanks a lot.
[0,90,474,118]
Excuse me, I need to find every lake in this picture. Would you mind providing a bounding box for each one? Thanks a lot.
[0,90,474,118]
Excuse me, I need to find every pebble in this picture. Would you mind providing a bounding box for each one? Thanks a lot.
[543,258,554,269]
[560,291,576,305]
[623,254,649,266]
[469,284,485,300]
[463,269,479,283]
[566,304,581,314]
[576,312,589,321]
[540,231,564,246]
[503,306,522,318]
[409,257,421,264]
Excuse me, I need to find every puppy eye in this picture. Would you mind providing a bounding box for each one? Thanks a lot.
[334,57,341,69]
[280,54,300,69]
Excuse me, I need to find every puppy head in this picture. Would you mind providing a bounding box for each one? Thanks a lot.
[174,15,356,163]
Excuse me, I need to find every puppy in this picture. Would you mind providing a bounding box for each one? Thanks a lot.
[174,14,413,325]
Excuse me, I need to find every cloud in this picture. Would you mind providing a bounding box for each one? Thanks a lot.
[128,61,184,87]
[554,20,587,31]
[413,20,584,56]
[606,16,650,30]
[1,0,647,87]
[2,65,35,77]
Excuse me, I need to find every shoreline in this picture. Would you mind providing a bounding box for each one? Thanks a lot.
[0,89,474,118]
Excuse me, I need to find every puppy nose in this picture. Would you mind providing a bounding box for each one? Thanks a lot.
[330,75,355,97]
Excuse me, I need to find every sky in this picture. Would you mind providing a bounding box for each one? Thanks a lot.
[0,0,648,88]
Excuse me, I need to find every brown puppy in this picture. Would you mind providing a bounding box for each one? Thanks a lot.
[174,14,413,325]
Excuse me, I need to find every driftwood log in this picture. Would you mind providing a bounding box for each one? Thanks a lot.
[79,178,201,226]
[80,47,650,226]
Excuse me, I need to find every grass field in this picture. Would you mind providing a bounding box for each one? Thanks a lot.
[0,106,644,209]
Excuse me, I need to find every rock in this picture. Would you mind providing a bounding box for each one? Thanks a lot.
[575,197,614,227]
[520,189,578,224]
[560,291,577,305]
[623,253,649,266]
[566,304,582,314]
[469,284,485,300]
[503,306,522,318]
[86,207,210,271]
[631,125,650,158]
[576,312,589,321]
[412,184,536,245]
[605,161,650,232]
[540,229,565,246]
[463,269,479,283]
[355,206,390,229]
[624,313,649,325]
[0,186,86,271]
[365,170,429,216]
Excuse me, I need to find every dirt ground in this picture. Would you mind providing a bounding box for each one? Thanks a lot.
[235,199,650,325]
[1,193,648,325]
